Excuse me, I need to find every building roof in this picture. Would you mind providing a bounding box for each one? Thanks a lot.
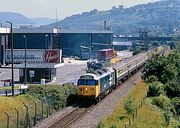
[13,27,58,33]
[60,29,113,34]
[1,27,112,34]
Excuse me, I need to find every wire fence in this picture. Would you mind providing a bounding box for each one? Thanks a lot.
[1,99,57,128]
[123,93,147,128]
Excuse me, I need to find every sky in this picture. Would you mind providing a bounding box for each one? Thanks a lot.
[0,0,158,20]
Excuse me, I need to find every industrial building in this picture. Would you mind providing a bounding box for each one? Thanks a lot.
[0,27,9,65]
[60,30,113,59]
[0,27,113,83]
[7,28,113,60]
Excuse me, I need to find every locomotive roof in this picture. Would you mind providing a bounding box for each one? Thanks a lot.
[79,67,114,80]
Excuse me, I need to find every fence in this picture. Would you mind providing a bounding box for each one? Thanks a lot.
[123,93,147,128]
[1,99,57,128]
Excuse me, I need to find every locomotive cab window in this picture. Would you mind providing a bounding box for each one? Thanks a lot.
[78,79,97,86]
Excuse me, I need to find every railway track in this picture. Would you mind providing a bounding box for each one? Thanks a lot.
[49,105,94,128]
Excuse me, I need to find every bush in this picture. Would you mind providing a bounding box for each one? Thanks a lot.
[123,96,136,116]
[171,97,180,116]
[147,81,164,97]
[27,84,77,110]
[96,121,104,128]
[145,75,158,83]
[163,110,171,127]
[152,94,171,110]
[165,81,180,98]
[132,49,141,56]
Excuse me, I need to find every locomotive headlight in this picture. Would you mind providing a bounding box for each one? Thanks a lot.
[85,88,88,91]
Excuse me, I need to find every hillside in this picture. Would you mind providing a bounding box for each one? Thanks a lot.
[49,0,180,36]
[0,12,58,26]
[0,12,35,26]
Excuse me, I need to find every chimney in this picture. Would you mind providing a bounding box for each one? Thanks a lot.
[104,20,106,30]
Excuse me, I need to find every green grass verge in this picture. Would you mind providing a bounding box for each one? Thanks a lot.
[0,85,21,91]
[100,81,177,128]
[0,94,40,128]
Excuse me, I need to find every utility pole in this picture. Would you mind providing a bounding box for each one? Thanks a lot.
[23,35,27,85]
[6,21,14,96]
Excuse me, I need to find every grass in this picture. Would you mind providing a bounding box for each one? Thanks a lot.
[0,94,40,128]
[0,85,21,91]
[102,80,148,128]
[131,100,164,128]
[101,80,178,128]
[131,99,179,128]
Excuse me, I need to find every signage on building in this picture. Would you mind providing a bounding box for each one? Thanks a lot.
[29,70,35,77]
[5,49,62,64]
[43,50,60,63]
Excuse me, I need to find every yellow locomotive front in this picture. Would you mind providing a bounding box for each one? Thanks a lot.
[77,74,100,103]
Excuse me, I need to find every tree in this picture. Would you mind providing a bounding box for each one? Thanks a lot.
[145,75,158,83]
[123,96,136,116]
[165,80,180,98]
[143,55,168,83]
[171,97,180,116]
[163,109,171,127]
[152,94,171,110]
[147,81,164,97]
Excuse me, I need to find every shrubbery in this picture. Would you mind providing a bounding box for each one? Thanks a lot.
[27,83,77,110]
[165,80,180,98]
[147,81,164,97]
[132,49,141,56]
[152,94,171,110]
[123,96,136,116]
[143,49,180,126]
[171,97,180,116]
[145,75,158,83]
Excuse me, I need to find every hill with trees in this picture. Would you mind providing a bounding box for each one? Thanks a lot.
[49,0,180,36]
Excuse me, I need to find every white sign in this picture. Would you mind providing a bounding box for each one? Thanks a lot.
[29,70,35,77]
[5,49,62,64]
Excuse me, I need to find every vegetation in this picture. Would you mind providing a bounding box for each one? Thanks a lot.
[142,47,180,127]
[27,83,77,110]
[0,83,77,127]
[100,81,149,128]
[123,96,136,116]
[53,0,180,36]
[132,49,142,56]
[0,95,39,127]
[98,80,178,128]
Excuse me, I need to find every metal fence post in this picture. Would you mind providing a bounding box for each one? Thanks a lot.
[15,108,19,128]
[125,124,127,128]
[33,101,37,126]
[41,100,44,120]
[5,112,9,128]
[46,105,49,118]
[129,117,131,126]
[132,113,134,122]
[23,104,30,128]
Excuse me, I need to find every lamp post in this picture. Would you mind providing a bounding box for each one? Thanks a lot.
[45,34,48,51]
[23,35,27,85]
[6,21,14,96]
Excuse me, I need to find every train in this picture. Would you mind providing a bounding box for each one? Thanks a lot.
[77,47,164,103]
